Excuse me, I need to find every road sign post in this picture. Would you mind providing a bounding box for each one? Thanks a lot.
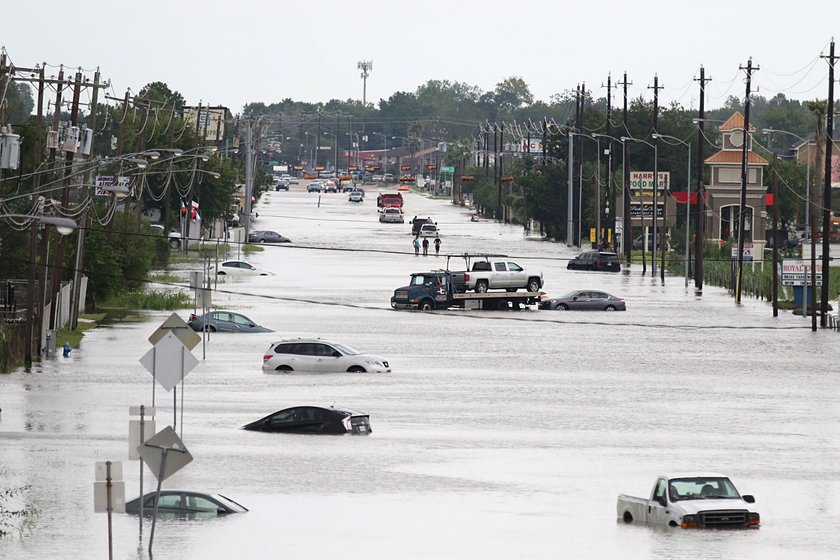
[129,405,155,524]
[94,460,124,560]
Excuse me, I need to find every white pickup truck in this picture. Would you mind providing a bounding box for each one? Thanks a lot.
[617,473,760,529]
[463,257,543,293]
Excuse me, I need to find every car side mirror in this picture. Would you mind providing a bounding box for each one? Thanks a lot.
[572,296,578,301]
[332,351,341,358]
[742,495,755,504]
[249,323,255,327]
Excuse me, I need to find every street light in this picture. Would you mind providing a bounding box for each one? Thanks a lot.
[623,136,660,278]
[653,133,692,288]
[592,133,626,255]
[372,132,388,175]
[0,213,78,235]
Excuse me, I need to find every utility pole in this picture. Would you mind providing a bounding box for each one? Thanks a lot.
[820,38,836,327]
[244,120,254,241]
[357,60,373,105]
[735,58,758,305]
[649,75,664,280]
[315,108,321,168]
[619,72,632,262]
[772,155,779,317]
[50,70,82,331]
[576,83,585,247]
[483,125,489,177]
[694,66,711,292]
[70,68,102,330]
[604,73,614,242]
[24,64,46,367]
[567,118,575,247]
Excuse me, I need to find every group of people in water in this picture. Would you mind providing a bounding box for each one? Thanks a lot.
[413,235,441,256]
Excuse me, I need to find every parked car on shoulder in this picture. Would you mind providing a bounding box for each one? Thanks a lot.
[125,491,248,516]
[262,338,390,373]
[188,311,272,333]
[539,290,626,311]
[242,405,371,435]
[247,230,291,244]
[567,251,621,272]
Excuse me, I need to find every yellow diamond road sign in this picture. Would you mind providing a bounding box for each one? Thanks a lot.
[148,312,201,350]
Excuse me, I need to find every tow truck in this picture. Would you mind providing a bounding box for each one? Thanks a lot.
[390,253,544,311]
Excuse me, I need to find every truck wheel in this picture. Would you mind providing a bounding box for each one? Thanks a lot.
[169,239,181,249]
[475,280,489,293]
[527,278,541,292]
[622,511,633,523]
[419,300,435,311]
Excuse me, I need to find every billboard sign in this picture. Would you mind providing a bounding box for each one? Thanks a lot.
[629,202,664,218]
[94,176,130,196]
[630,171,670,194]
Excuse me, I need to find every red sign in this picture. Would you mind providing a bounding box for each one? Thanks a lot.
[426,165,437,170]
[400,165,411,171]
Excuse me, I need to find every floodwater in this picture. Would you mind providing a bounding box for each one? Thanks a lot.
[2,185,839,560]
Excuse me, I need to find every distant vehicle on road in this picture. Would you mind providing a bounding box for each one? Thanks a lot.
[410,216,434,235]
[567,251,621,272]
[418,223,439,237]
[377,192,403,210]
[125,491,248,516]
[348,190,364,202]
[247,230,291,244]
[262,338,391,373]
[188,311,272,333]
[307,181,323,193]
[539,290,626,311]
[242,405,371,435]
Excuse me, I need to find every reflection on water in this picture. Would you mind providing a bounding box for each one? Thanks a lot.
[1,188,839,559]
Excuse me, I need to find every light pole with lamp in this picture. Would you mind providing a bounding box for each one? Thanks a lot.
[372,132,388,176]
[592,133,626,254]
[653,133,692,287]
[623,136,660,277]
[323,131,338,176]
[1,210,78,366]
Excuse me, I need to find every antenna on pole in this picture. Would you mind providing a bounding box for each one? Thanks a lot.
[357,60,373,105]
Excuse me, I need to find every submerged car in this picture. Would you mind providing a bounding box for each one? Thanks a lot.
[125,491,248,516]
[262,338,391,373]
[188,311,272,333]
[539,290,626,311]
[242,405,371,435]
[566,251,621,272]
[247,230,291,244]
[217,260,270,276]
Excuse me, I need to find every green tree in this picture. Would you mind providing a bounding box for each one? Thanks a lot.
[493,76,534,112]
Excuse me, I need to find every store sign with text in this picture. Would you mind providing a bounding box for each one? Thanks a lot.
[630,171,669,194]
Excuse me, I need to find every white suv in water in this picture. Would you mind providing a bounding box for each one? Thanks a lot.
[262,339,391,373]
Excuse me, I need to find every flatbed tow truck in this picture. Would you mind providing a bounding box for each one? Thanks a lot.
[390,253,544,311]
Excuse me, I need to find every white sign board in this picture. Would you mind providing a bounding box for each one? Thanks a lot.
[731,243,754,261]
[94,482,125,513]
[630,171,670,192]
[139,332,199,392]
[94,176,130,197]
[129,419,157,460]
[781,259,823,286]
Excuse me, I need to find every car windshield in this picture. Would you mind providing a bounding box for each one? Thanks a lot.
[669,477,740,501]
[330,342,360,355]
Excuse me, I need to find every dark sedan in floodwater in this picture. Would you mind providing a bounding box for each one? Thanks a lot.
[247,230,291,243]
[539,290,626,311]
[243,405,371,435]
[188,311,272,333]
[125,491,248,516]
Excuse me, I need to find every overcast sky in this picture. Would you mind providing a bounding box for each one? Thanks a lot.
[4,0,837,115]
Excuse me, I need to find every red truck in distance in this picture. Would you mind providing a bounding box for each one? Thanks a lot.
[377,192,403,210]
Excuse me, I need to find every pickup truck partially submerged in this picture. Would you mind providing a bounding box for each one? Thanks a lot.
[617,474,760,529]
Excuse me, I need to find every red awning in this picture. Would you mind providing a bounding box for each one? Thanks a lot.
[671,192,703,204]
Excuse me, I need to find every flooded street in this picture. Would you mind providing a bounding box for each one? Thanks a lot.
[2,185,839,559]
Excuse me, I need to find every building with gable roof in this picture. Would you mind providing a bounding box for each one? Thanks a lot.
[704,112,769,259]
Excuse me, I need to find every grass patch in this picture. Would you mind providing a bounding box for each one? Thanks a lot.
[243,244,264,254]
[147,273,179,283]
[101,289,192,311]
